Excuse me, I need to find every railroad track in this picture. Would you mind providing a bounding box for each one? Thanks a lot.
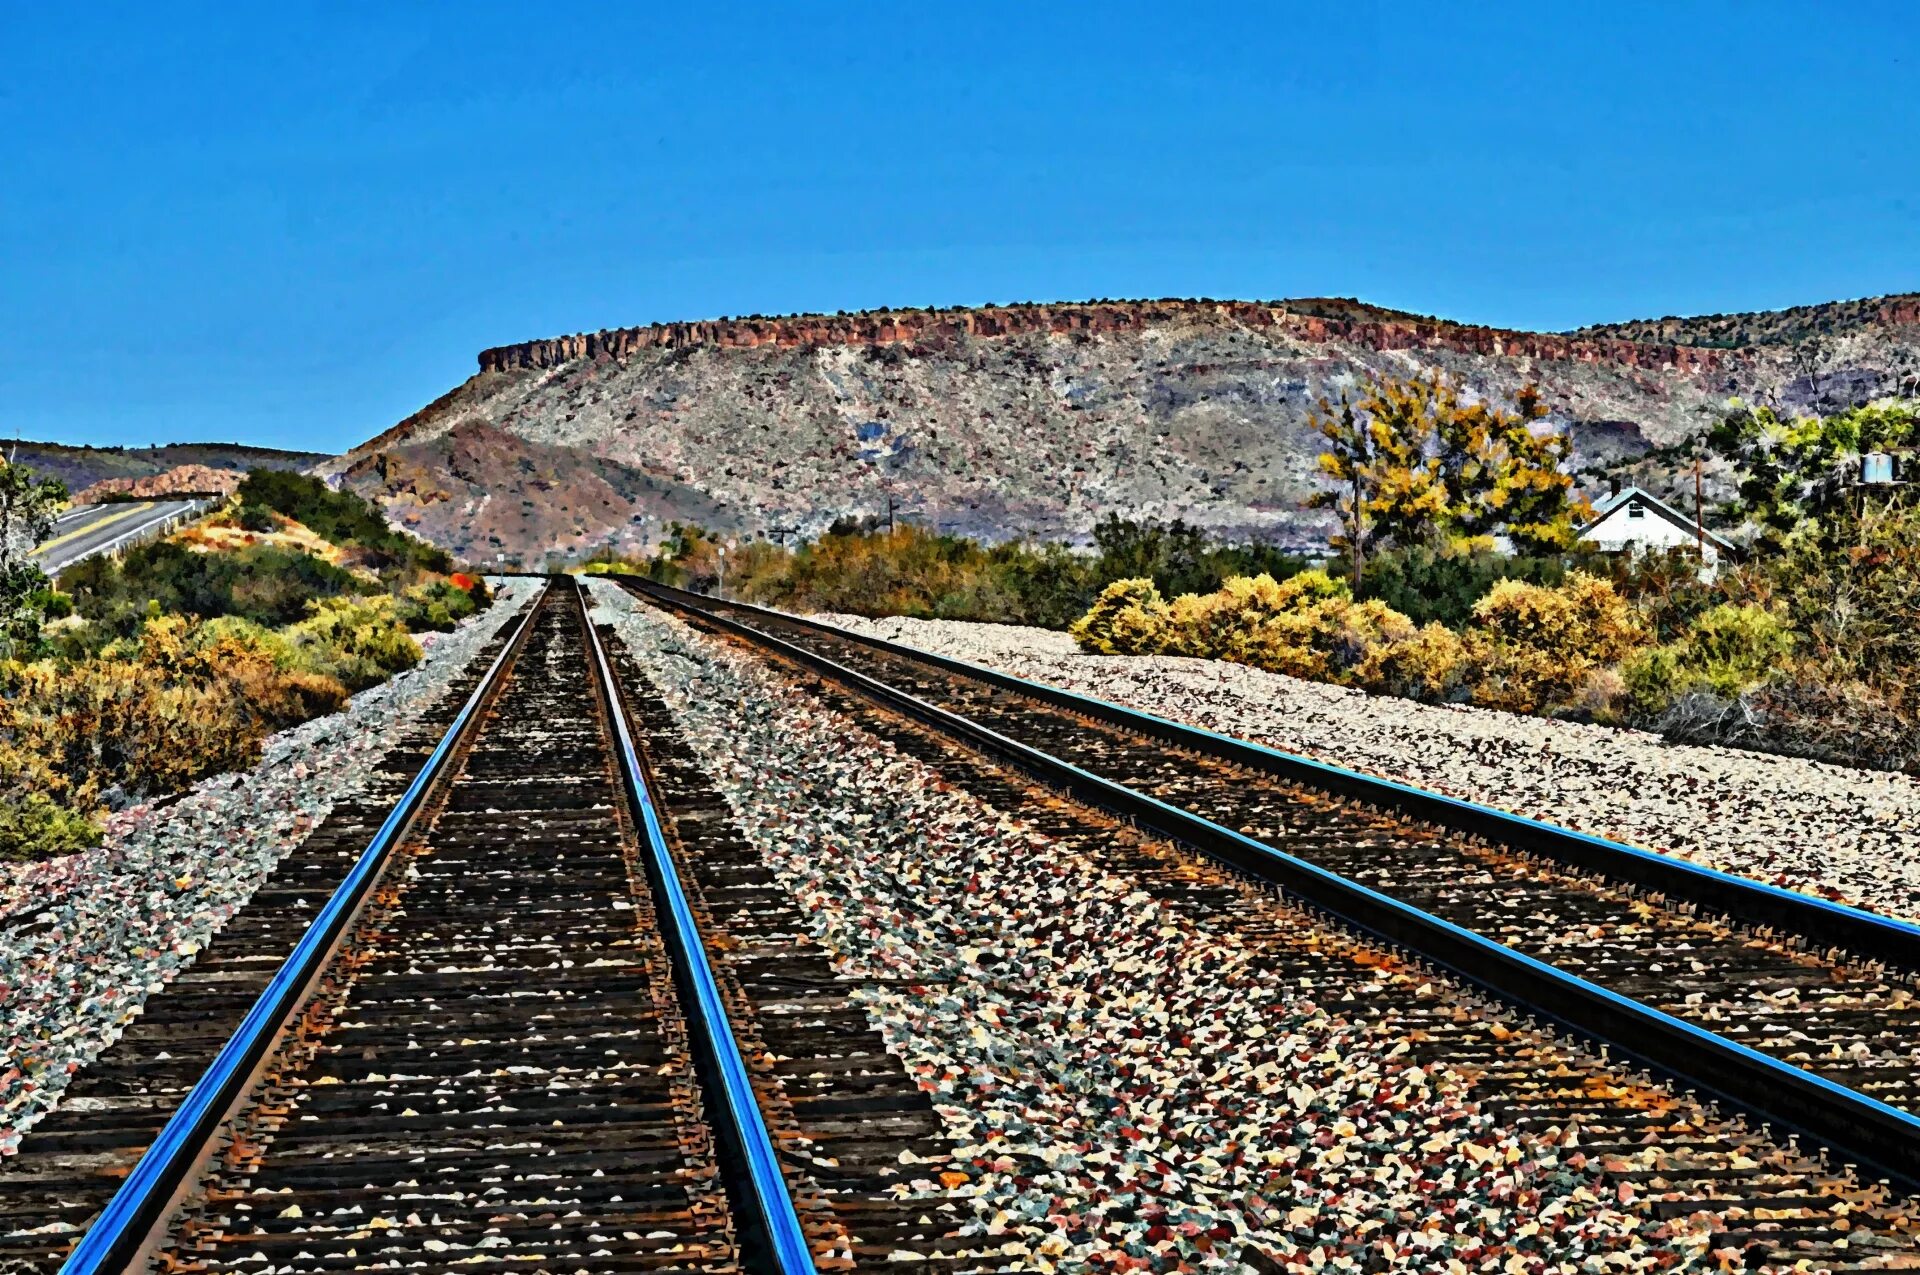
[0,596,534,1268]
[24,582,988,1273]
[19,572,1920,1270]
[622,583,1920,1205]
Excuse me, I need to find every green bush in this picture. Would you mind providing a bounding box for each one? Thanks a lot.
[0,793,102,862]
[236,470,451,572]
[1682,603,1793,693]
[1088,513,1306,599]
[285,596,422,692]
[62,541,368,638]
[396,579,485,632]
[1623,604,1794,718]
[235,500,279,533]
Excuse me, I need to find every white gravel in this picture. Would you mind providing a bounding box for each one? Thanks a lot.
[594,582,1717,1272]
[814,612,1920,928]
[0,579,542,1152]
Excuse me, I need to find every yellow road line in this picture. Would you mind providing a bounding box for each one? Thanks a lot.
[27,502,157,560]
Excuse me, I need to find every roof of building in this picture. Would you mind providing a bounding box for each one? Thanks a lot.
[1581,485,1738,554]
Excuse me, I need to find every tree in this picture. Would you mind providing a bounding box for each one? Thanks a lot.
[1442,384,1589,552]
[1310,373,1587,563]
[0,454,64,568]
[1353,375,1451,549]
[1706,399,1919,548]
[1307,392,1384,591]
[1088,514,1216,598]
[0,455,67,651]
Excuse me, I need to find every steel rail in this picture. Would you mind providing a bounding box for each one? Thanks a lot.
[633,580,1920,1194]
[576,579,818,1273]
[59,584,546,1274]
[627,580,1920,973]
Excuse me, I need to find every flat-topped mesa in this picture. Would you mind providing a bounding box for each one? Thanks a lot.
[475,299,1742,377]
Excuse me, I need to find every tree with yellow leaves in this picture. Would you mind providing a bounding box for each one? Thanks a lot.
[1310,373,1589,566]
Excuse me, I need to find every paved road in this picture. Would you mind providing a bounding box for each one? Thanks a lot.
[28,499,205,573]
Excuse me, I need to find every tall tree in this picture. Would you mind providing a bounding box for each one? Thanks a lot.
[1311,373,1586,559]
[1354,375,1452,549]
[1436,384,1589,552]
[1306,392,1383,590]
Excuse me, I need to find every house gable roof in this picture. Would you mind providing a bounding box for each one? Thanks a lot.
[1580,485,1737,554]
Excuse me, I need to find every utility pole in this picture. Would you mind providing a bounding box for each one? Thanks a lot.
[1694,456,1706,566]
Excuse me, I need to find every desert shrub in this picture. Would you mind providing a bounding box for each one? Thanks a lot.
[1621,603,1793,718]
[1272,568,1350,607]
[286,596,422,692]
[1239,596,1417,683]
[1353,621,1469,701]
[0,792,102,861]
[1639,679,1920,773]
[1465,572,1647,713]
[0,606,378,859]
[1161,573,1305,659]
[1069,578,1172,654]
[1075,570,1417,687]
[0,617,324,816]
[1743,680,1920,772]
[1360,545,1568,628]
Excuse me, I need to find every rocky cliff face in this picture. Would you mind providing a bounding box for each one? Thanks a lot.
[330,296,1920,563]
[475,299,1736,375]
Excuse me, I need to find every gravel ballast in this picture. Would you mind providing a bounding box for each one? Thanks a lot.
[591,582,1737,1272]
[813,613,1920,927]
[0,579,542,1152]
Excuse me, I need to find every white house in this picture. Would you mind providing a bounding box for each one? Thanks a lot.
[1577,485,1736,574]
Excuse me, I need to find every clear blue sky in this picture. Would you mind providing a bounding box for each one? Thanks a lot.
[5,2,1916,454]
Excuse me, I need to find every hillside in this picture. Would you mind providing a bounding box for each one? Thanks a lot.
[1568,293,1920,349]
[326,295,1920,562]
[4,441,327,496]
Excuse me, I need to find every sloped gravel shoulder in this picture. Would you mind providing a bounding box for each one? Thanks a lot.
[591,583,1716,1273]
[813,613,1920,928]
[0,579,542,1152]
